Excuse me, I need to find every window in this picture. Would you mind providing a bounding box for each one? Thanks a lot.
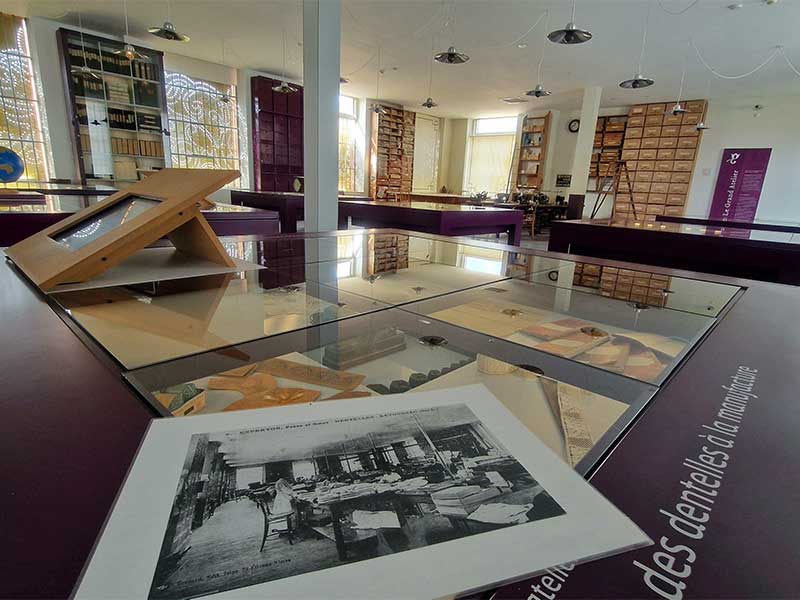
[0,13,51,184]
[338,94,364,193]
[165,72,245,186]
[465,117,517,195]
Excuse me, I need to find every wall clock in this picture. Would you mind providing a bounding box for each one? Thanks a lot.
[568,119,580,133]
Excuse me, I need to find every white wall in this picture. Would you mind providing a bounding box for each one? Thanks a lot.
[687,95,800,221]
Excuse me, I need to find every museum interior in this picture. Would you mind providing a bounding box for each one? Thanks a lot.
[1,1,800,599]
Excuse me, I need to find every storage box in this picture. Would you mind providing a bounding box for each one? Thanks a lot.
[675,148,696,160]
[647,103,666,114]
[655,160,674,171]
[670,172,691,183]
[639,149,658,160]
[629,105,647,116]
[657,149,676,160]
[650,182,669,194]
[643,126,661,138]
[658,137,678,149]
[625,127,643,139]
[641,138,659,149]
[662,114,683,126]
[677,137,698,149]
[627,116,645,127]
[679,125,699,137]
[661,125,680,137]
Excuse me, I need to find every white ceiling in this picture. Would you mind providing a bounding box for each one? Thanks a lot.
[3,0,800,118]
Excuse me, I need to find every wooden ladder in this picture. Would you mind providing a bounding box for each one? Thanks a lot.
[590,160,637,220]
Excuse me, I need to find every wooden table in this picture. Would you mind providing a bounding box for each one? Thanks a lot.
[316,490,408,561]
[2,183,117,196]
[406,192,472,205]
[548,217,800,285]
[338,200,524,246]
[231,190,370,233]
[0,196,279,246]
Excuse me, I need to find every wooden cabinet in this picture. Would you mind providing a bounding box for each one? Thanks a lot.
[251,76,304,192]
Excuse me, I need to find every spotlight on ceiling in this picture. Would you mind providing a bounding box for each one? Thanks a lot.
[148,21,190,42]
[517,42,528,49]
[525,83,552,98]
[421,97,438,108]
[271,80,298,94]
[339,77,350,84]
[619,73,655,89]
[434,46,470,64]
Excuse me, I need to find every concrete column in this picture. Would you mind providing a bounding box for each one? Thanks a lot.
[567,86,602,201]
[302,0,341,232]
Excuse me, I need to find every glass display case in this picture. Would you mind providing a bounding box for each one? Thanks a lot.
[125,308,657,474]
[50,231,743,473]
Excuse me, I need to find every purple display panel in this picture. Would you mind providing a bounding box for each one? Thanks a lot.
[709,148,771,224]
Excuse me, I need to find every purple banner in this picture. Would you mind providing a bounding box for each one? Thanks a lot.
[709,148,771,223]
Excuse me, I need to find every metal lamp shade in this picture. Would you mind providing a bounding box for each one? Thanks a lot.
[547,23,593,44]
[525,84,552,98]
[148,21,190,42]
[619,74,655,89]
[271,81,298,94]
[421,97,438,108]
[434,46,470,65]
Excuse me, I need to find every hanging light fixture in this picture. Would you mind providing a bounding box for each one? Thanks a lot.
[371,48,388,115]
[421,37,439,108]
[272,31,298,94]
[71,11,102,80]
[526,12,553,97]
[548,0,592,44]
[149,0,189,41]
[667,45,689,114]
[114,0,146,61]
[620,2,655,88]
[219,39,231,103]
[434,2,469,63]
[695,78,711,130]
[339,76,350,84]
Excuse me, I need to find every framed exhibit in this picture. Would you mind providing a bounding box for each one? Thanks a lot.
[4,168,238,291]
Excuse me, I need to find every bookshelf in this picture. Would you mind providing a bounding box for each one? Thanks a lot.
[514,111,550,190]
[57,28,169,186]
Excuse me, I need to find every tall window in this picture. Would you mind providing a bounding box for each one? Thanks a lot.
[0,13,50,183]
[465,116,517,195]
[338,94,364,193]
[165,72,244,186]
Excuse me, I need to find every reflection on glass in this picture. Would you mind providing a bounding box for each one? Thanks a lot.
[52,195,159,250]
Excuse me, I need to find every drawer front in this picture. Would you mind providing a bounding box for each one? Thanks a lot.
[627,116,645,127]
[682,112,702,125]
[678,137,698,149]
[643,126,662,138]
[659,137,678,148]
[632,193,649,203]
[657,148,676,160]
[655,160,674,171]
[641,138,660,149]
[668,182,689,194]
[639,148,658,160]
[647,103,667,114]
[623,138,642,149]
[653,171,671,183]
[671,172,691,183]
[646,204,665,215]
[673,161,693,173]
[667,194,686,205]
[637,160,655,171]
[635,171,653,182]
[679,125,700,137]
[663,114,683,126]
[665,205,684,216]
[648,193,666,204]
[686,100,706,113]
[621,149,640,160]
[645,115,664,127]
[661,125,681,137]
[626,127,643,139]
[675,148,696,160]
[633,181,652,193]
[650,182,669,194]
[629,105,647,116]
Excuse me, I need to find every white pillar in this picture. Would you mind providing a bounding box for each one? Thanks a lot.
[303,0,341,232]
[567,86,602,201]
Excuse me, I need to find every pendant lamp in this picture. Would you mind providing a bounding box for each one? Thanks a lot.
[272,31,298,94]
[620,2,654,88]
[421,38,439,108]
[526,14,553,97]
[434,46,469,64]
[371,49,388,115]
[148,0,189,41]
[71,12,102,80]
[114,0,146,61]
[666,50,689,115]
[548,0,592,44]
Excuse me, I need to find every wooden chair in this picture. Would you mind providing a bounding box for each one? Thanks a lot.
[253,495,294,551]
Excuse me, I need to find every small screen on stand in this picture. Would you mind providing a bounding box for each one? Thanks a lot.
[52,196,160,251]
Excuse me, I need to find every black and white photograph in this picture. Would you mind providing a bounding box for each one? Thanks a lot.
[149,404,565,599]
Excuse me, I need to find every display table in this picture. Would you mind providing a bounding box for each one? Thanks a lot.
[230,190,370,233]
[3,229,800,598]
[1,183,118,196]
[549,217,800,285]
[338,200,524,245]
[407,191,472,204]
[0,197,280,246]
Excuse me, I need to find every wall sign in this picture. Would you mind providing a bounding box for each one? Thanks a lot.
[556,174,572,188]
[709,148,771,223]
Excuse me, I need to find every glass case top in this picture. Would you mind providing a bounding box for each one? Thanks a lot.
[399,277,718,385]
[125,308,657,474]
[51,270,391,369]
